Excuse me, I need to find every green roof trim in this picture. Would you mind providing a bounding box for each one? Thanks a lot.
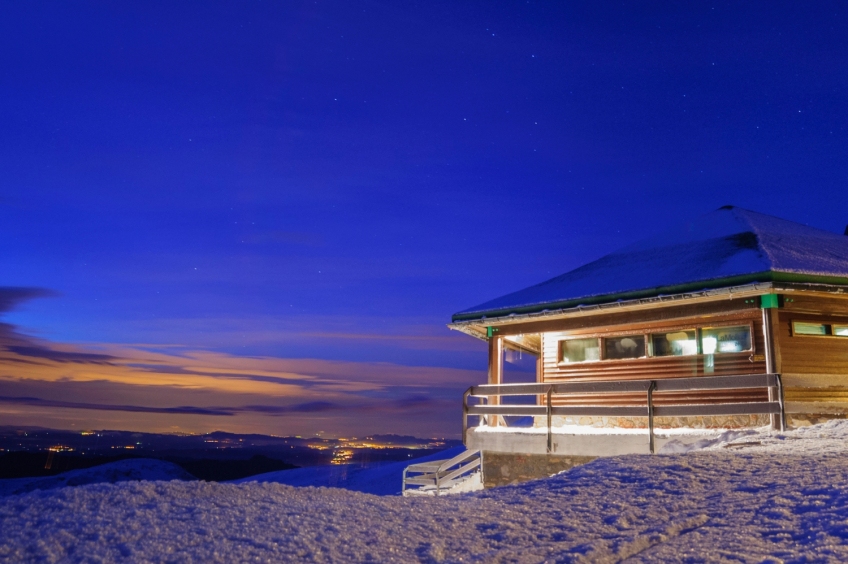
[450,271,848,323]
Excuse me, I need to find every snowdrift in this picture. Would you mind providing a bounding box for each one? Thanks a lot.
[0,458,193,497]
[3,422,848,561]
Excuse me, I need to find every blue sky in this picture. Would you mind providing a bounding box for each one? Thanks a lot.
[2,1,848,436]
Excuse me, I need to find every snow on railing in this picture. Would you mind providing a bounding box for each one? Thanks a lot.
[402,449,482,496]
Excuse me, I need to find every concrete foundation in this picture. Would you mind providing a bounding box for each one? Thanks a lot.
[467,427,720,457]
[544,414,769,429]
[482,452,595,488]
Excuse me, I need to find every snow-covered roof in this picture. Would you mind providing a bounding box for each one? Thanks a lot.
[453,206,848,322]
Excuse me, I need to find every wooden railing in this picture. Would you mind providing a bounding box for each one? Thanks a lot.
[462,373,785,454]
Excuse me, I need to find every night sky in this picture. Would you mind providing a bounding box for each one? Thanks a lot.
[2,2,848,437]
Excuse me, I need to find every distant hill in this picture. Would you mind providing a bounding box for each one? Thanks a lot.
[0,427,462,481]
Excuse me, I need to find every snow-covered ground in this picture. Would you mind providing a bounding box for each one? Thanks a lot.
[233,446,467,496]
[3,421,848,562]
[0,458,193,497]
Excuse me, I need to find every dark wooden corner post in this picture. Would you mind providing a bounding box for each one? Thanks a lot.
[487,328,503,427]
[761,294,783,430]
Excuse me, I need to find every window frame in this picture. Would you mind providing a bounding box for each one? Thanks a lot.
[555,321,755,367]
[791,321,830,337]
[833,325,848,337]
[791,320,848,338]
[603,333,648,361]
[557,336,602,364]
[700,323,755,355]
[650,329,700,358]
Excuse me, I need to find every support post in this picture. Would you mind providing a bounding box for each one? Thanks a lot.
[775,373,786,432]
[546,386,553,453]
[487,333,503,426]
[647,381,657,454]
[762,306,779,430]
[462,388,471,446]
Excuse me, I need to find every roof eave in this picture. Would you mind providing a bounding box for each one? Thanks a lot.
[450,271,848,331]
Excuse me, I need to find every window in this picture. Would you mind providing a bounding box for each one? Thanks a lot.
[652,330,698,357]
[560,338,600,363]
[701,325,751,354]
[604,335,646,360]
[790,321,848,337]
[557,323,754,366]
[793,322,828,336]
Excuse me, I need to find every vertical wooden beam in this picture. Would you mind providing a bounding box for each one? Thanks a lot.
[536,335,544,413]
[487,334,503,426]
[769,308,785,430]
[769,309,783,374]
[536,333,544,384]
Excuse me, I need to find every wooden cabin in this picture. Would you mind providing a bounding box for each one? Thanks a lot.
[449,206,848,470]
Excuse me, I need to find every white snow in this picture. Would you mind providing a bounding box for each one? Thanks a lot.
[0,458,193,497]
[233,446,468,496]
[3,422,848,561]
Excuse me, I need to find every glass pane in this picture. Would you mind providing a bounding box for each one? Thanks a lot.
[794,322,828,336]
[652,330,697,357]
[560,338,600,363]
[604,335,646,360]
[702,325,751,354]
[833,325,848,337]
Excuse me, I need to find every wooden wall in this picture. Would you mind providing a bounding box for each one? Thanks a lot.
[539,309,768,406]
[776,293,848,412]
[485,291,848,416]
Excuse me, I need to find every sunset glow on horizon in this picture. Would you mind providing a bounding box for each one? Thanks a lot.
[3,2,848,438]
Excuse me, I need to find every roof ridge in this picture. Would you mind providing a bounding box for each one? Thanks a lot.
[453,207,848,322]
[728,207,778,269]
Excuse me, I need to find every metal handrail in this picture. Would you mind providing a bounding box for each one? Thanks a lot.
[463,373,786,454]
[402,449,482,496]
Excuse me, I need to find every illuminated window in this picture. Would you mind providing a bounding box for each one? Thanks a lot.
[652,330,697,357]
[833,325,848,337]
[701,325,751,354]
[793,322,828,336]
[560,338,600,363]
[604,335,646,360]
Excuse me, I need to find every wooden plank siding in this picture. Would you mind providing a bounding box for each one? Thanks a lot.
[775,294,848,412]
[777,314,848,377]
[479,291,848,418]
[538,309,768,407]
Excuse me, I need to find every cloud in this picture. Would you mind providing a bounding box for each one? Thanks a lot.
[0,287,56,313]
[0,395,234,416]
[239,401,340,414]
[0,286,483,437]
[5,345,117,365]
[0,335,481,438]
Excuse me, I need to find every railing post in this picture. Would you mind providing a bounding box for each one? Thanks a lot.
[546,386,553,454]
[775,373,786,432]
[402,467,407,495]
[462,388,471,446]
[647,381,657,454]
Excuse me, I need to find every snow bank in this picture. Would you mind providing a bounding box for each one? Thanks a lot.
[0,458,193,497]
[658,428,762,453]
[3,422,848,561]
[233,446,466,496]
